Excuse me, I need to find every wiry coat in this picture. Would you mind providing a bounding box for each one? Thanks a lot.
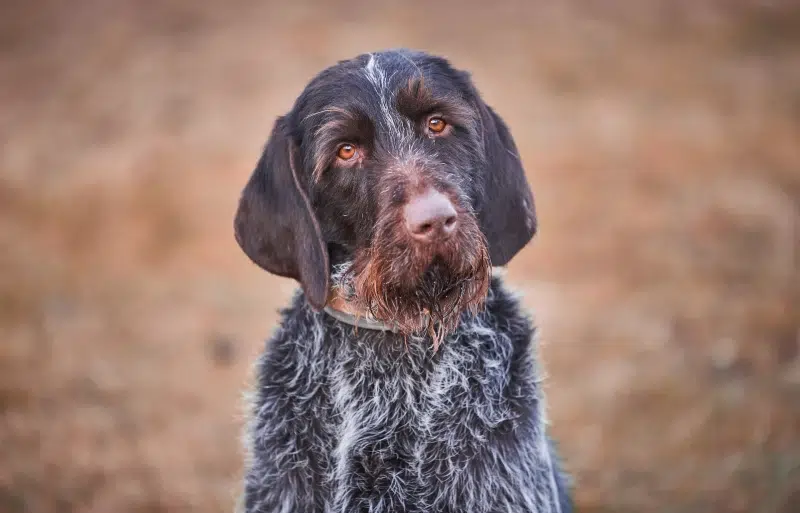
[243,276,571,513]
[234,49,573,512]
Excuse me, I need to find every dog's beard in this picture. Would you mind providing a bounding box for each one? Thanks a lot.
[334,213,491,349]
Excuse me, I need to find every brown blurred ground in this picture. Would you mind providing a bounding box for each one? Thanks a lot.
[1,0,798,511]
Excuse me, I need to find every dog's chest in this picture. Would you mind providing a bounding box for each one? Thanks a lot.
[327,348,428,511]
[246,289,567,512]
[318,327,518,512]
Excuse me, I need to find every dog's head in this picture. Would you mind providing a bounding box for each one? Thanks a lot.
[235,50,536,338]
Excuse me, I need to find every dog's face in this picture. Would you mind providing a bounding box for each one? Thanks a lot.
[235,50,536,338]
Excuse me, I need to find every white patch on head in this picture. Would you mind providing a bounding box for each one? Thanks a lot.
[363,53,381,85]
[363,53,414,156]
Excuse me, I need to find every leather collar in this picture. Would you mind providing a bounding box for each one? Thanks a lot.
[323,305,402,332]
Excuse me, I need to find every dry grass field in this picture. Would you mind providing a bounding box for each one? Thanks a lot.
[1,0,798,511]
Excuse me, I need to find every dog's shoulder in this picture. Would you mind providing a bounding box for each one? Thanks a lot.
[254,291,334,391]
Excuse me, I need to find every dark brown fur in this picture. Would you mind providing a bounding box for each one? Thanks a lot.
[234,49,537,341]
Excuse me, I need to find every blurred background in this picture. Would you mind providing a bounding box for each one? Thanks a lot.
[1,0,798,511]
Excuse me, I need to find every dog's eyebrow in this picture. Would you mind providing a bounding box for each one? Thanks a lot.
[310,107,373,180]
[395,77,435,113]
[395,77,476,129]
[302,106,354,124]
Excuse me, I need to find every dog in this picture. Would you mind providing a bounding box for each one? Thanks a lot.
[234,49,572,513]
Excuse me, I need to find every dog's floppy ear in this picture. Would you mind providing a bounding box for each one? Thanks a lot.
[475,100,537,266]
[234,116,329,309]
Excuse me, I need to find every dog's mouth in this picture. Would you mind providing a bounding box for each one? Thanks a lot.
[333,212,491,347]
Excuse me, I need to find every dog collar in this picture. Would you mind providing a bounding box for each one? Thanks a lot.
[322,267,506,333]
[323,305,402,332]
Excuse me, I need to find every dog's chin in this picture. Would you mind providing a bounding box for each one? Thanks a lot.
[341,229,492,346]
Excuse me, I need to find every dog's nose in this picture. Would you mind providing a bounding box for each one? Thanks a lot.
[404,189,458,242]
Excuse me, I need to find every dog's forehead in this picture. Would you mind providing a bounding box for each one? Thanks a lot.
[300,51,461,115]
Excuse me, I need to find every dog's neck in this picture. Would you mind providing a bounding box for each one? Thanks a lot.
[323,292,405,332]
[322,267,506,333]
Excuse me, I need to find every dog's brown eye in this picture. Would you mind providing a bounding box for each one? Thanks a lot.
[337,144,357,160]
[428,117,447,134]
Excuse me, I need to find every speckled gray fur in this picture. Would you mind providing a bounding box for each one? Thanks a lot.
[242,276,572,513]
